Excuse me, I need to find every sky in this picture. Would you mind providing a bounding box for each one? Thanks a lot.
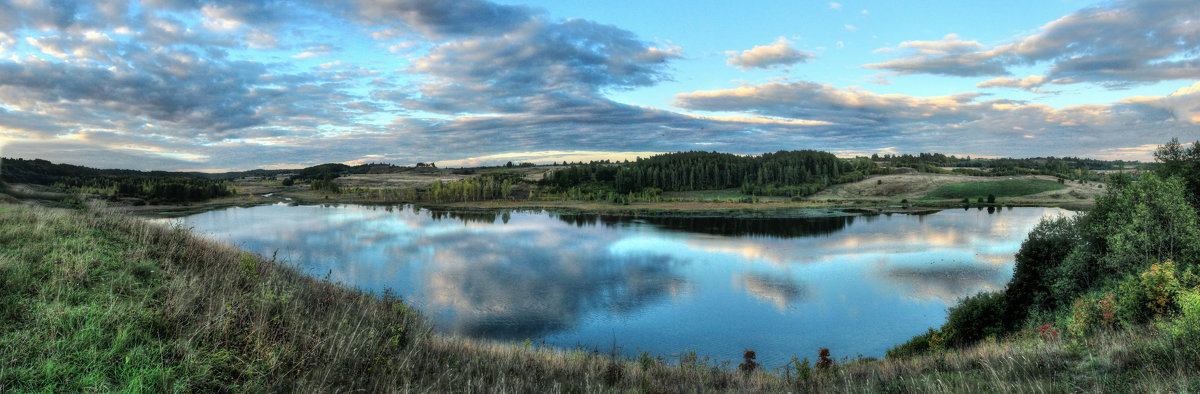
[0,0,1197,171]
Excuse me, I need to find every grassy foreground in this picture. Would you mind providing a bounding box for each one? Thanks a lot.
[2,203,1198,392]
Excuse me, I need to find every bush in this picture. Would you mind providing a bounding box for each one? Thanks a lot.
[942,291,1006,347]
[1114,273,1154,325]
[886,328,935,358]
[1141,261,1182,317]
[1066,296,1102,338]
[1164,288,1200,343]
[1005,215,1079,325]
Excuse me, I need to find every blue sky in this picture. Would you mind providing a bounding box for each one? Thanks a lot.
[0,0,1197,171]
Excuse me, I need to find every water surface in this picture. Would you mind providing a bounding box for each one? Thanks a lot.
[171,204,1068,367]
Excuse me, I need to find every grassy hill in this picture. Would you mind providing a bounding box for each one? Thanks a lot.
[1,203,1197,392]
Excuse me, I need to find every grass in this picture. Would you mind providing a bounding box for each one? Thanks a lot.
[1,203,1197,392]
[925,179,1068,201]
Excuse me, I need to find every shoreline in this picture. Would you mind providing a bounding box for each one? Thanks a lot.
[116,193,1092,219]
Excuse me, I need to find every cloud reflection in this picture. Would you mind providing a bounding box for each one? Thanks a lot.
[423,231,688,339]
[739,272,808,311]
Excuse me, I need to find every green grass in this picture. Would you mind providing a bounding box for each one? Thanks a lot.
[926,179,1068,200]
[1,203,1197,392]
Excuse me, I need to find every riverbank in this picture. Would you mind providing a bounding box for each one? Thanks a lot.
[2,203,1195,392]
[112,187,1092,219]
[3,171,1097,218]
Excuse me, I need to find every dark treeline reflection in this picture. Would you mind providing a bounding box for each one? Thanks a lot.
[428,209,511,224]
[556,214,856,238]
[424,209,858,238]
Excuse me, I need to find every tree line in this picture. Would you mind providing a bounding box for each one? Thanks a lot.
[874,153,1134,181]
[1,158,234,204]
[541,150,883,198]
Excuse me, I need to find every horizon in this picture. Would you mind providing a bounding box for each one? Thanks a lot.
[0,0,1198,171]
[0,149,1157,174]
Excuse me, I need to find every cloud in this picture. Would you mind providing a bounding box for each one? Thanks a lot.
[828,2,842,11]
[398,17,680,115]
[865,34,1008,76]
[866,0,1200,85]
[726,37,814,70]
[0,55,273,138]
[347,0,536,38]
[976,75,1069,93]
[292,44,338,59]
[673,80,1200,160]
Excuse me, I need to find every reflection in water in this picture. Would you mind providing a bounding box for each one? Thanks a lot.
[171,204,1070,367]
[879,264,1006,303]
[554,214,855,238]
[740,272,808,311]
[424,232,687,339]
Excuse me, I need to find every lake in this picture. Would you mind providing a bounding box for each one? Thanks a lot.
[168,204,1070,367]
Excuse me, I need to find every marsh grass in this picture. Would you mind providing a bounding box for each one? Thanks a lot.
[1,203,1197,392]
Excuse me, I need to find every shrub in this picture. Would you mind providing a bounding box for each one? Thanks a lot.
[1114,273,1153,325]
[1066,292,1117,338]
[1006,216,1080,325]
[942,291,1006,348]
[987,194,996,204]
[1036,323,1060,341]
[788,356,812,383]
[1141,261,1182,317]
[886,328,935,358]
[1164,288,1200,343]
[816,348,833,370]
[738,349,758,374]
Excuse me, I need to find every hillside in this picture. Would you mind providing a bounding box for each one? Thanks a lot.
[811,173,1103,205]
[1,203,1197,392]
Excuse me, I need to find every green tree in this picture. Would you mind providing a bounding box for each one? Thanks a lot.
[1153,137,1200,207]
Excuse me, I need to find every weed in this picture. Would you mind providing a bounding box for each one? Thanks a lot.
[737,349,757,374]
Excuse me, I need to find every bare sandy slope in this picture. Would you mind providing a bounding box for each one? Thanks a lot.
[810,173,1105,204]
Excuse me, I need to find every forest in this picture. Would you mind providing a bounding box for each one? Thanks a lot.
[0,158,234,204]
[875,153,1131,180]
[542,150,882,199]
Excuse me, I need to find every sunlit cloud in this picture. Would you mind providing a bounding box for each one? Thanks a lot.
[726,37,814,70]
[866,0,1200,86]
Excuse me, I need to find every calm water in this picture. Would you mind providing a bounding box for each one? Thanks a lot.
[169,204,1069,367]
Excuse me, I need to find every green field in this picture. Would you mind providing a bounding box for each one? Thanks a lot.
[926,179,1068,200]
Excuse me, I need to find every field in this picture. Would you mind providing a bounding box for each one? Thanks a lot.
[925,178,1068,200]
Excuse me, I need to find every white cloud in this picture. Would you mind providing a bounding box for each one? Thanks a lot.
[726,37,814,70]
